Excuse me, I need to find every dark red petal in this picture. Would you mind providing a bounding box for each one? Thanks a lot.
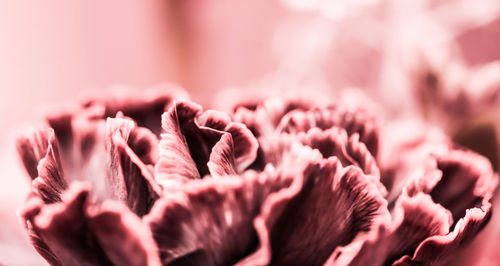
[378,121,450,202]
[106,117,162,216]
[22,184,111,265]
[430,150,497,222]
[20,194,60,266]
[197,110,232,131]
[21,184,162,265]
[225,122,259,172]
[406,149,498,222]
[155,101,202,186]
[17,129,67,203]
[144,169,292,266]
[393,204,492,266]
[127,126,159,165]
[33,135,67,204]
[46,112,74,157]
[297,128,385,195]
[277,105,380,156]
[386,192,452,264]
[83,85,188,135]
[87,201,161,266]
[207,133,237,177]
[232,99,311,139]
[240,151,389,265]
[16,129,51,179]
[328,192,451,266]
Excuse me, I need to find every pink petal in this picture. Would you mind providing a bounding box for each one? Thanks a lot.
[16,129,52,179]
[393,204,493,266]
[225,122,258,172]
[21,184,111,265]
[240,153,389,265]
[328,192,452,266]
[406,149,498,222]
[106,117,162,216]
[17,129,67,203]
[155,101,202,185]
[277,105,380,156]
[20,183,161,266]
[197,109,232,131]
[83,85,188,135]
[87,201,161,266]
[207,133,237,177]
[144,169,292,265]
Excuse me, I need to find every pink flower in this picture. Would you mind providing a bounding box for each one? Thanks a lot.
[15,86,497,265]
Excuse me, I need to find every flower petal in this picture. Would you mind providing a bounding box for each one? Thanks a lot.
[240,152,389,265]
[83,85,188,135]
[393,204,493,266]
[106,117,162,216]
[21,183,162,266]
[33,136,66,204]
[277,105,380,156]
[21,184,111,265]
[155,101,203,185]
[328,192,452,266]
[430,149,497,222]
[197,109,232,131]
[406,149,498,222]
[225,122,259,172]
[144,169,292,265]
[17,129,67,203]
[87,201,161,266]
[207,133,237,177]
[16,129,52,179]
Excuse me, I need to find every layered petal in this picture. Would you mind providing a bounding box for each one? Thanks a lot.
[82,85,188,135]
[328,192,452,266]
[240,147,389,265]
[155,101,203,185]
[155,101,258,187]
[17,129,67,203]
[144,168,292,265]
[407,148,497,222]
[16,129,52,179]
[106,117,162,216]
[393,203,492,266]
[20,184,161,266]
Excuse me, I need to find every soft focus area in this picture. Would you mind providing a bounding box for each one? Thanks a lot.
[1,1,500,265]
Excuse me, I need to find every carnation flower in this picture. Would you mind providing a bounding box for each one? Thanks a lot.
[16,86,497,265]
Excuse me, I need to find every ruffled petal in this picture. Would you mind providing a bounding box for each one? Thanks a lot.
[406,149,498,222]
[197,109,232,131]
[33,135,67,204]
[82,85,188,135]
[16,129,52,179]
[127,126,159,166]
[21,184,161,266]
[207,133,237,177]
[106,117,162,216]
[327,192,452,266]
[393,203,492,266]
[144,169,292,265]
[156,101,255,185]
[87,201,161,266]
[430,149,497,222]
[298,127,380,177]
[225,122,259,172]
[20,184,111,265]
[240,149,389,265]
[277,105,379,156]
[17,129,67,203]
[155,101,202,185]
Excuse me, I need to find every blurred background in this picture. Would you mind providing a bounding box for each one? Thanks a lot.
[1,0,499,264]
